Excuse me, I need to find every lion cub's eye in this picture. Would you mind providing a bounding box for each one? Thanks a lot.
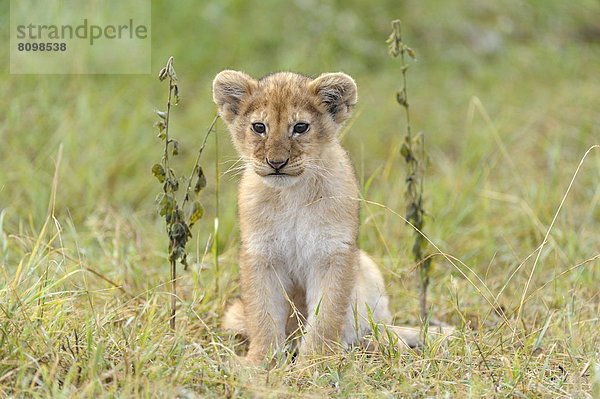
[252,123,266,135]
[293,123,309,134]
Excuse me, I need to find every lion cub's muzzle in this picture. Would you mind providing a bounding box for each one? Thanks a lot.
[266,157,289,174]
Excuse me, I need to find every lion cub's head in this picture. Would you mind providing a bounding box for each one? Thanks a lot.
[212,70,357,187]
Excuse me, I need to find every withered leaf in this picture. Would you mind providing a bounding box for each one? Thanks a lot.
[154,109,168,120]
[194,167,207,193]
[152,163,166,183]
[189,201,204,226]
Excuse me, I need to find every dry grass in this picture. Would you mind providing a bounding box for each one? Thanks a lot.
[1,0,600,397]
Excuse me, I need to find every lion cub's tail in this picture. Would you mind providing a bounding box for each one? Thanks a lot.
[365,323,456,352]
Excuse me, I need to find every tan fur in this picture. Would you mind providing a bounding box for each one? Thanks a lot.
[213,70,452,365]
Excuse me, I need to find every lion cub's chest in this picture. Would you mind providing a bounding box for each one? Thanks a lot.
[241,178,353,277]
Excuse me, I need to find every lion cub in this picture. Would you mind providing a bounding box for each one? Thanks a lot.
[213,70,434,365]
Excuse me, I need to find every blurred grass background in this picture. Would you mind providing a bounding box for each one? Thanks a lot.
[1,0,600,396]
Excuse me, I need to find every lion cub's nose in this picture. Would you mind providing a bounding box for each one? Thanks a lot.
[266,158,289,171]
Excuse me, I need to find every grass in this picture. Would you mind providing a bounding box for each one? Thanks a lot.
[1,0,600,396]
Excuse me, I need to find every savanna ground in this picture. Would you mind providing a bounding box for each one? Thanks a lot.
[1,0,600,397]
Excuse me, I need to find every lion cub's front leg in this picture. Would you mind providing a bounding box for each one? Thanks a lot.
[301,249,357,355]
[239,248,289,365]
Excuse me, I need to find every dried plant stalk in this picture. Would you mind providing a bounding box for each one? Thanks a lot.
[153,56,215,329]
[387,20,432,320]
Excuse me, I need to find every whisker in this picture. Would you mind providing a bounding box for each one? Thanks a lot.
[220,157,244,167]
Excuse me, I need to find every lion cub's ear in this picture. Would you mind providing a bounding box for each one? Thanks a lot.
[212,70,257,124]
[309,72,358,124]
